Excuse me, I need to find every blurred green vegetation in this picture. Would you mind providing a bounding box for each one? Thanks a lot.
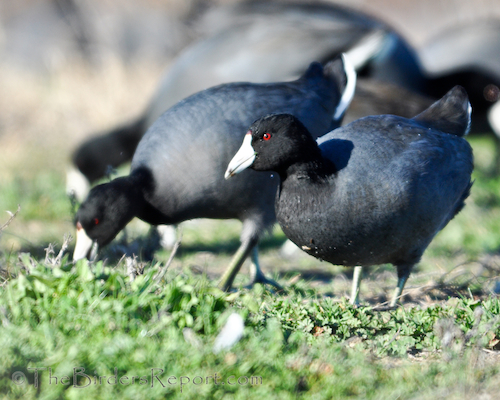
[0,258,499,399]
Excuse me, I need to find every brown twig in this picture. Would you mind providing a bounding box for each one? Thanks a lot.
[126,255,138,282]
[54,234,73,265]
[45,234,73,266]
[154,228,182,282]
[384,326,402,349]
[0,205,21,233]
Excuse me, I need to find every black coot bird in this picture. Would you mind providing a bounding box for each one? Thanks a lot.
[73,56,355,291]
[68,1,397,195]
[69,3,500,195]
[225,86,473,306]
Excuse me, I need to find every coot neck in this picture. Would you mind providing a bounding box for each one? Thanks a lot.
[126,167,158,221]
[109,172,148,223]
[128,166,178,225]
[274,152,337,229]
[277,153,337,184]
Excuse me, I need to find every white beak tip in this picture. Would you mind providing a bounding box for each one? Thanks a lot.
[225,133,256,180]
[224,169,235,180]
[73,224,95,261]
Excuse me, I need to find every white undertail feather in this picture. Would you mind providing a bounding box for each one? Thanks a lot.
[487,101,500,139]
[66,166,90,202]
[344,29,388,70]
[465,101,472,136]
[333,53,357,121]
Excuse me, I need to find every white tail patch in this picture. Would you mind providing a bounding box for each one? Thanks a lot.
[66,166,90,202]
[487,100,500,138]
[333,53,357,121]
[465,101,472,136]
[344,29,388,70]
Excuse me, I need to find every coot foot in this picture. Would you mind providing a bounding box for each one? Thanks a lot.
[246,247,282,290]
[218,237,258,292]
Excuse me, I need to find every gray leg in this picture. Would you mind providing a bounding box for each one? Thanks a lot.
[350,266,363,305]
[390,264,413,307]
[218,237,258,292]
[247,247,282,290]
[157,224,178,250]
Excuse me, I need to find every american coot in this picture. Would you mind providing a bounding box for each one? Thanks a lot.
[68,1,403,195]
[73,55,355,292]
[225,86,474,306]
[69,3,500,193]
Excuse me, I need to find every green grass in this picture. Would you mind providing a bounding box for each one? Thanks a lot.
[1,135,500,399]
[0,172,73,222]
[0,257,499,399]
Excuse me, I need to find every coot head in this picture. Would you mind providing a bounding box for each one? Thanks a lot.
[73,177,143,260]
[225,114,322,179]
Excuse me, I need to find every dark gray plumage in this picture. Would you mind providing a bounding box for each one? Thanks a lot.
[73,57,353,291]
[226,86,473,306]
[68,1,400,192]
[70,3,500,192]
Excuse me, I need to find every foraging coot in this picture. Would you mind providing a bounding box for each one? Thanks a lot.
[226,86,473,306]
[73,56,355,292]
[70,3,500,196]
[68,1,396,194]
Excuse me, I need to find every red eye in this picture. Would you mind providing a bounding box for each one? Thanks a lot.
[94,218,99,225]
[263,133,271,141]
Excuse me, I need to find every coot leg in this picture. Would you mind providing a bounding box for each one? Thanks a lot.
[157,224,178,250]
[350,266,363,305]
[246,247,282,290]
[390,264,413,307]
[218,236,259,292]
